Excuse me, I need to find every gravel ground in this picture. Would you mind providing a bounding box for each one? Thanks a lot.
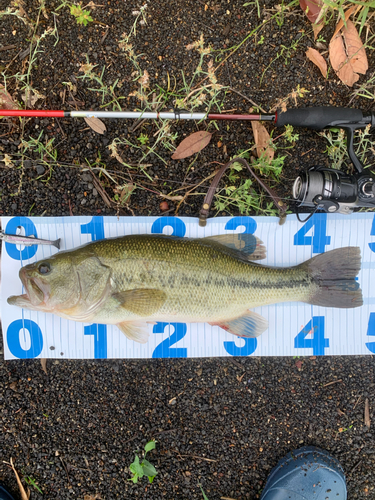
[0,0,374,498]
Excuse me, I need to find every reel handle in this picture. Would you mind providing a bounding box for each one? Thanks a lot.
[275,106,364,130]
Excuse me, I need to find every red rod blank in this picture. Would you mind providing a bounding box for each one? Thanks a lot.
[208,113,261,121]
[0,110,66,117]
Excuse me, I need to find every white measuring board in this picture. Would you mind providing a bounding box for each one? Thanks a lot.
[1,214,375,360]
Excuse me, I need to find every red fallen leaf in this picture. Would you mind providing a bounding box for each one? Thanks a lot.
[0,84,18,110]
[299,0,324,23]
[251,121,274,162]
[306,47,327,77]
[172,131,212,160]
[329,19,368,87]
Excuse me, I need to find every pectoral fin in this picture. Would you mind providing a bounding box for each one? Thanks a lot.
[203,234,266,260]
[117,321,150,343]
[112,289,167,316]
[210,311,268,338]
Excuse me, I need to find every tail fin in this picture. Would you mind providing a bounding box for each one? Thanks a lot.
[301,247,363,309]
[53,238,61,250]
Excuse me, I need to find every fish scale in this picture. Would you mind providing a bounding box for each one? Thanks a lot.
[91,236,313,321]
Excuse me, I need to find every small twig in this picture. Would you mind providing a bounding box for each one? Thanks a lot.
[225,60,232,87]
[177,454,217,462]
[122,434,141,446]
[9,458,29,500]
[130,94,162,133]
[68,199,74,216]
[175,170,219,215]
[365,398,370,428]
[353,395,362,410]
[229,87,266,113]
[59,457,71,484]
[55,117,66,138]
[231,358,246,371]
[4,49,22,73]
[100,26,110,45]
[19,42,37,61]
[86,166,113,208]
[348,459,362,479]
[0,45,17,52]
[322,379,343,388]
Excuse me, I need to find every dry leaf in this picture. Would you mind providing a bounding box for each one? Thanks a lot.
[365,398,370,428]
[306,47,327,77]
[0,84,17,110]
[159,193,184,201]
[172,131,212,160]
[21,89,45,107]
[84,117,107,135]
[10,458,30,500]
[251,121,274,161]
[40,358,48,375]
[313,22,324,40]
[3,154,14,167]
[332,5,359,39]
[84,495,102,500]
[329,19,368,86]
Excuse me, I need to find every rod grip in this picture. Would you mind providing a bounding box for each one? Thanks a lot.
[275,107,363,130]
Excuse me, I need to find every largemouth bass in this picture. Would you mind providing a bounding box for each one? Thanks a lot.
[7,233,362,343]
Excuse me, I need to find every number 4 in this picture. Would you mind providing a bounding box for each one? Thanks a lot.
[294,213,331,254]
[294,316,328,356]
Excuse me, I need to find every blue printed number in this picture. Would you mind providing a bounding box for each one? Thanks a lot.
[294,316,328,355]
[224,337,257,357]
[223,217,258,356]
[294,213,331,254]
[7,319,43,359]
[152,322,187,358]
[151,217,186,237]
[225,216,257,235]
[84,324,107,358]
[366,313,375,354]
[369,214,375,253]
[80,216,105,241]
[5,217,38,260]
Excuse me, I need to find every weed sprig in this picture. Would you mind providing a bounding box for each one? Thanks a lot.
[129,440,158,484]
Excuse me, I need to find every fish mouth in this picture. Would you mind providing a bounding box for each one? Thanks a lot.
[19,268,49,306]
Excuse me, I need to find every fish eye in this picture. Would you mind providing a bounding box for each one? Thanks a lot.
[38,263,51,275]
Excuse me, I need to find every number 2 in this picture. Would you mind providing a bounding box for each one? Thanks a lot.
[152,323,187,358]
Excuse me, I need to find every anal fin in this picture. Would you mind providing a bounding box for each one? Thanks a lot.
[209,311,268,338]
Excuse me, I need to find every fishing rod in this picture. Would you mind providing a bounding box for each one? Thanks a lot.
[2,106,375,215]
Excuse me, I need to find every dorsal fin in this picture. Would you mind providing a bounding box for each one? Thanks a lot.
[203,233,266,260]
